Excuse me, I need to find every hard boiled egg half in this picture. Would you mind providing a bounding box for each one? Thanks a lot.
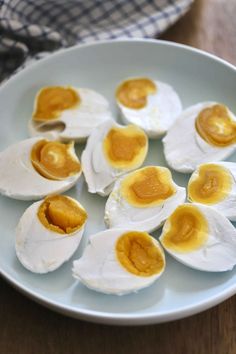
[163,102,236,172]
[105,166,186,232]
[188,162,236,221]
[73,229,165,295]
[82,120,148,196]
[160,203,236,272]
[29,86,112,142]
[0,137,81,200]
[116,77,182,138]
[16,195,88,273]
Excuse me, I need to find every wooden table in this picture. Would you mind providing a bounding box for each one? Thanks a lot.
[1,1,235,353]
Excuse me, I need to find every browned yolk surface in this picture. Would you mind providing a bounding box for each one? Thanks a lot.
[116,78,157,109]
[38,195,87,234]
[116,231,165,276]
[31,140,81,180]
[121,166,176,207]
[103,125,147,169]
[188,164,232,205]
[161,204,208,253]
[33,86,80,121]
[195,104,236,147]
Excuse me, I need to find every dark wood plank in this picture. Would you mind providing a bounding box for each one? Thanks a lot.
[161,0,236,65]
[0,279,235,354]
[0,1,236,353]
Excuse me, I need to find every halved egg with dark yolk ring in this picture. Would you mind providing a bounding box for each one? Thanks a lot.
[0,137,82,200]
[195,104,236,147]
[187,162,236,221]
[31,139,81,180]
[163,102,236,173]
[160,203,236,272]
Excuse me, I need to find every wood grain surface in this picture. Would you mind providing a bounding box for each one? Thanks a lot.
[1,1,235,353]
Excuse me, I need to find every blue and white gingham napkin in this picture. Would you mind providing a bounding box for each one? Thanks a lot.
[0,0,193,81]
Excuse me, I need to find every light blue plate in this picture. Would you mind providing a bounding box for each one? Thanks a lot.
[0,39,235,325]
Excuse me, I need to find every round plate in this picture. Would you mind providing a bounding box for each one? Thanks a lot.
[0,39,235,325]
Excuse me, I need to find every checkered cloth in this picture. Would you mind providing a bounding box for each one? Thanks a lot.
[0,0,193,81]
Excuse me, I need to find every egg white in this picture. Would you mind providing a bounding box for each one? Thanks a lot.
[29,88,113,142]
[15,199,86,273]
[163,102,236,173]
[72,228,165,295]
[81,119,148,196]
[117,80,182,138]
[0,137,81,200]
[160,203,236,272]
[188,162,236,221]
[104,167,186,232]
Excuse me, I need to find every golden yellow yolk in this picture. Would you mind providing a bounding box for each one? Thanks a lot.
[116,231,165,276]
[31,140,81,180]
[38,195,87,234]
[188,164,232,205]
[121,166,176,207]
[33,86,80,121]
[103,125,147,169]
[161,204,208,253]
[116,78,157,109]
[195,104,236,147]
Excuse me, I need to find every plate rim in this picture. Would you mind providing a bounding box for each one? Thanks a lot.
[1,268,236,325]
[0,38,236,325]
[1,38,236,92]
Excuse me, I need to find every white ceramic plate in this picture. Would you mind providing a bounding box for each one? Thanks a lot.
[0,39,235,326]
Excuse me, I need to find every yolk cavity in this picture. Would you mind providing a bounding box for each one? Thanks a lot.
[33,86,80,121]
[116,78,157,109]
[195,104,236,147]
[31,140,81,180]
[116,231,165,276]
[103,125,147,169]
[38,195,87,234]
[121,166,176,207]
[188,163,232,205]
[161,204,208,253]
